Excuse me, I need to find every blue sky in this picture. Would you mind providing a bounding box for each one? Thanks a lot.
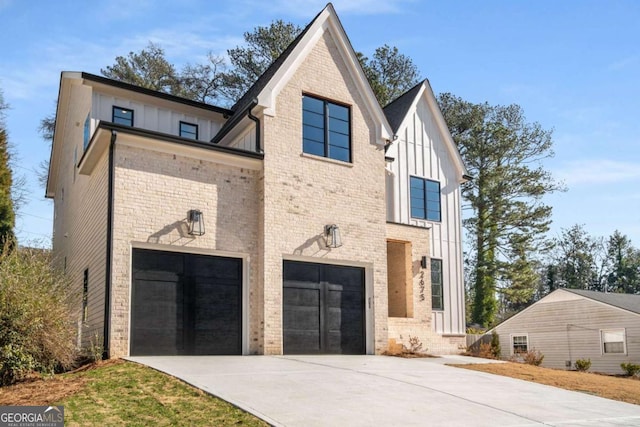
[1,0,639,248]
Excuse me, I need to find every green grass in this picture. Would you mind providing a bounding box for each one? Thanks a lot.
[56,361,268,427]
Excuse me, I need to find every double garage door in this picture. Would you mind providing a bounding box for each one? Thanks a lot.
[131,249,242,356]
[283,261,365,354]
[130,250,365,355]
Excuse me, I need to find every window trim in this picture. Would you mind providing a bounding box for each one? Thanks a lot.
[112,106,134,127]
[430,258,443,311]
[409,175,442,222]
[600,328,626,355]
[510,333,529,356]
[179,121,199,140]
[302,93,352,163]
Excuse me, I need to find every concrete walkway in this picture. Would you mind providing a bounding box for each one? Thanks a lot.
[129,355,640,426]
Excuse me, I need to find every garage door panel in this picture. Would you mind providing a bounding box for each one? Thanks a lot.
[283,261,364,355]
[131,250,242,356]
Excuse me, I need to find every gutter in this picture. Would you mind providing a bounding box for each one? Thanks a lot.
[246,102,262,153]
[103,130,116,359]
[210,99,260,149]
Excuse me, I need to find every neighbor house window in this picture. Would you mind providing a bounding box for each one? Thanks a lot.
[112,106,133,126]
[601,329,626,354]
[431,258,443,310]
[82,269,89,322]
[511,334,528,355]
[83,113,91,150]
[179,121,198,139]
[302,95,351,162]
[410,177,441,221]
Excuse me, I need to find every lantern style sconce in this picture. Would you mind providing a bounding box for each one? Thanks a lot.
[188,209,205,236]
[324,224,342,248]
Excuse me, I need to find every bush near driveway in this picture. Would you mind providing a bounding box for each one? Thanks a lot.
[0,245,77,385]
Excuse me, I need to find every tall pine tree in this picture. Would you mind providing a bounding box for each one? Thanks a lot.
[438,94,561,326]
[0,90,15,249]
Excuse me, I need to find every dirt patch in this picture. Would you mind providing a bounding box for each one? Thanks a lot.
[451,362,640,406]
[0,359,123,406]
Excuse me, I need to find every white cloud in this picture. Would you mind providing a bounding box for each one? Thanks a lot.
[554,159,640,186]
[607,55,638,71]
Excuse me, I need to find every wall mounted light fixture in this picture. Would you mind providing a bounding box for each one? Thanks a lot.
[188,209,205,236]
[324,224,342,248]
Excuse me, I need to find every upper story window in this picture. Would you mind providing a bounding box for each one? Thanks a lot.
[179,121,198,140]
[410,177,441,222]
[112,106,134,127]
[83,113,91,150]
[302,95,351,162]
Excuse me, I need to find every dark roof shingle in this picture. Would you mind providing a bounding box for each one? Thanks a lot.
[564,289,640,315]
[382,80,425,134]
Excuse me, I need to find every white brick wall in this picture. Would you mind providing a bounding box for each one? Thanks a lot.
[109,142,261,357]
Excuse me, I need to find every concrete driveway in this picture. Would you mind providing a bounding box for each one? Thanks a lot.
[129,355,640,426]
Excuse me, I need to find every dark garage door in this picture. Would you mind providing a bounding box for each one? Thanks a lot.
[131,249,242,356]
[283,261,365,354]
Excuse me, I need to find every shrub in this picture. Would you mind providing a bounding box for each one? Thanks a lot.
[0,246,77,385]
[490,331,501,359]
[407,335,423,353]
[574,358,591,372]
[522,349,544,366]
[620,363,640,377]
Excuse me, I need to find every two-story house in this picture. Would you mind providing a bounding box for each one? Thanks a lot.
[46,3,468,358]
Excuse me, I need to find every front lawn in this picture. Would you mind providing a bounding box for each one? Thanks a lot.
[0,360,268,426]
[451,362,640,405]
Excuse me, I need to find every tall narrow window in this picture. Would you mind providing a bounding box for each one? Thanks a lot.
[302,95,351,162]
[82,269,89,322]
[410,177,441,222]
[179,121,198,139]
[112,106,134,126]
[431,258,443,310]
[83,113,91,150]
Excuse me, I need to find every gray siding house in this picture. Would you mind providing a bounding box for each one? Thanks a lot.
[492,289,640,374]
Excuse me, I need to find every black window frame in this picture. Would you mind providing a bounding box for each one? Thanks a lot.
[82,268,89,322]
[179,121,199,140]
[302,94,351,163]
[431,258,443,310]
[112,106,134,127]
[410,176,441,222]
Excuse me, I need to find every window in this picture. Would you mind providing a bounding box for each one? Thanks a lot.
[83,113,91,150]
[601,329,626,354]
[511,334,528,355]
[302,95,351,162]
[179,121,198,139]
[82,269,89,322]
[410,177,441,221]
[431,258,443,310]
[112,106,133,126]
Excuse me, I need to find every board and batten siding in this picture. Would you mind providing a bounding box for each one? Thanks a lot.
[91,91,225,142]
[386,95,465,336]
[493,292,640,374]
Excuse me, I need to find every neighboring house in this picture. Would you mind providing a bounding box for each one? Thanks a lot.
[46,4,468,358]
[492,289,640,374]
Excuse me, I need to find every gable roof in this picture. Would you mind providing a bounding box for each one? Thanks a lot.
[213,3,392,144]
[492,288,640,332]
[383,80,425,134]
[563,289,640,316]
[383,79,468,181]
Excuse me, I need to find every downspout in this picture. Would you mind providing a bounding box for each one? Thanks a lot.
[103,130,117,359]
[246,99,261,153]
